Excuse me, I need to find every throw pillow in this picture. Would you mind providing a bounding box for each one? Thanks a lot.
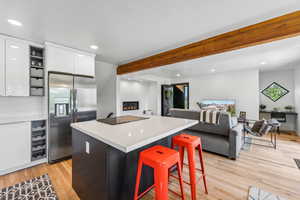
[259,122,272,136]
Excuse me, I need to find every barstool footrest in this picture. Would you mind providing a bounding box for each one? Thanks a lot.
[170,174,205,185]
[136,184,155,199]
[183,163,204,173]
[169,188,185,198]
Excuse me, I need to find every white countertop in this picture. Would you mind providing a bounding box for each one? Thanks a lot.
[71,115,198,153]
[0,114,47,125]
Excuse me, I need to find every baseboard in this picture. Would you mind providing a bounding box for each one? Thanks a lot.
[276,130,298,135]
[0,158,47,176]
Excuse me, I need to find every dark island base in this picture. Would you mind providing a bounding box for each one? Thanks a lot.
[72,129,177,200]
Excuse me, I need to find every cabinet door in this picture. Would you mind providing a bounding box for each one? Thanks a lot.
[5,40,29,96]
[74,54,95,77]
[0,38,4,96]
[46,46,75,74]
[0,122,31,171]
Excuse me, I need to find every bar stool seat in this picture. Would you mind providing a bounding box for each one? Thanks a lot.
[171,133,208,200]
[134,145,185,200]
[173,134,201,147]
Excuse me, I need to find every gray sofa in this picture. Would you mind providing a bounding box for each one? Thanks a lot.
[170,109,243,159]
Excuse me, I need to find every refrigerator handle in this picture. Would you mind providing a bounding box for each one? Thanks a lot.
[73,89,78,113]
[72,89,78,122]
[70,88,74,116]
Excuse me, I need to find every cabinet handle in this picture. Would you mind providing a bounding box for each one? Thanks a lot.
[0,121,27,125]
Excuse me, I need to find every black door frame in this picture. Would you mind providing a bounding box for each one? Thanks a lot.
[161,82,189,116]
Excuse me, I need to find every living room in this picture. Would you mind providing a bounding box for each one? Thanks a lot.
[113,35,300,199]
[117,36,300,133]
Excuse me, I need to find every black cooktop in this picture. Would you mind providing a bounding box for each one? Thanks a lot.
[97,115,149,125]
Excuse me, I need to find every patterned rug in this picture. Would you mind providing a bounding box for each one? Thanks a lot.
[0,174,58,200]
[294,158,300,169]
[248,186,286,200]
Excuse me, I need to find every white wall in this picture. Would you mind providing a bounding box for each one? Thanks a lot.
[118,79,158,116]
[260,69,295,110]
[95,61,117,119]
[147,83,158,115]
[259,69,297,131]
[294,68,300,135]
[133,75,171,116]
[172,69,260,120]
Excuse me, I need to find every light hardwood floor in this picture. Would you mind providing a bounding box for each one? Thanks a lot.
[0,133,299,200]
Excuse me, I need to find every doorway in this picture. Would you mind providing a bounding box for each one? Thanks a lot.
[161,83,189,116]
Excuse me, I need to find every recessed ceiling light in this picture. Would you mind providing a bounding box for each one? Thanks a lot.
[7,19,22,27]
[78,54,84,57]
[90,45,99,50]
[10,45,19,49]
[261,61,266,65]
[176,73,181,77]
[211,69,216,72]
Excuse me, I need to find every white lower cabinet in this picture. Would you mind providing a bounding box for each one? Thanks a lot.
[0,122,31,173]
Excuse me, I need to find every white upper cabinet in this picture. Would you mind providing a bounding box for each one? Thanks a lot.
[0,38,5,96]
[46,45,75,74]
[46,43,95,76]
[0,122,31,172]
[74,53,95,77]
[5,39,29,96]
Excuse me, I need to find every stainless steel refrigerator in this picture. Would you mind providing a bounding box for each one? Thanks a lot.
[48,73,97,163]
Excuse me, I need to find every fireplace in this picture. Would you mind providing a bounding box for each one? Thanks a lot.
[123,101,139,111]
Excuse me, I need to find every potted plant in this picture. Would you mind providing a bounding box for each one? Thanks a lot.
[164,90,173,100]
[260,104,266,111]
[227,105,236,116]
[284,105,294,112]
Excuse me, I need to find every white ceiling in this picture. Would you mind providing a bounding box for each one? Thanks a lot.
[0,0,299,64]
[121,36,300,80]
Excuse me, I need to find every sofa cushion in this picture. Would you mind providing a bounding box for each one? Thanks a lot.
[182,130,230,157]
[170,109,231,137]
[170,109,200,120]
[231,116,238,127]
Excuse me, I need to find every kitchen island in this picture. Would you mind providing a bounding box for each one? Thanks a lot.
[71,115,198,200]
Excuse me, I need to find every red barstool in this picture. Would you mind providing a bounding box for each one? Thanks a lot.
[171,133,208,200]
[134,145,185,200]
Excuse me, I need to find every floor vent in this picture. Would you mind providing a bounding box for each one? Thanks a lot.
[294,159,300,169]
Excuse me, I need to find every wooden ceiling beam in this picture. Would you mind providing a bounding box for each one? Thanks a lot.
[117,11,300,75]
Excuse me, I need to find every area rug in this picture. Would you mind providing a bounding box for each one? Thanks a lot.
[242,137,252,151]
[248,186,286,200]
[0,174,58,200]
